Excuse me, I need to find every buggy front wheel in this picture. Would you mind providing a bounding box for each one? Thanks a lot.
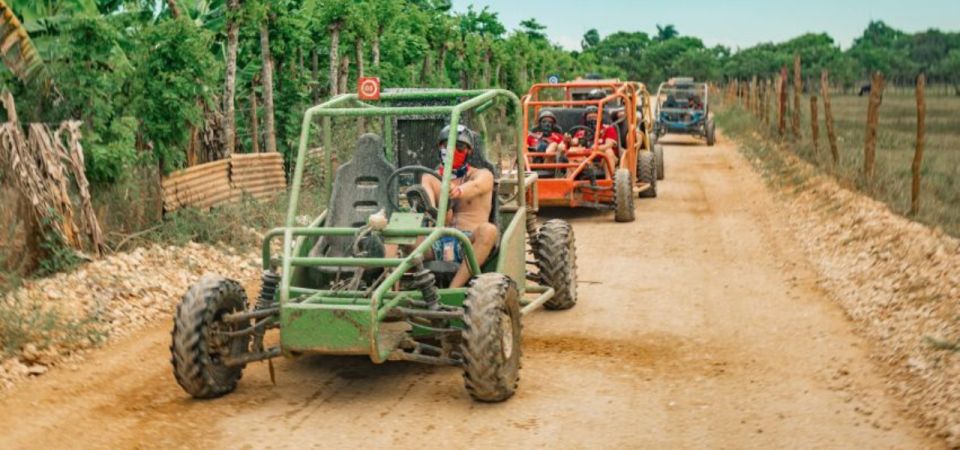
[171,276,250,399]
[461,273,522,402]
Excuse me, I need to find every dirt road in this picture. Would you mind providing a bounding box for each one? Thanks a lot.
[0,137,939,449]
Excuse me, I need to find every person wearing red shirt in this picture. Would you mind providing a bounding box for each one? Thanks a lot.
[526,110,565,156]
[568,106,619,171]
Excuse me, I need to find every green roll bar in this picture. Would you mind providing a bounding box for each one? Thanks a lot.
[275,89,523,361]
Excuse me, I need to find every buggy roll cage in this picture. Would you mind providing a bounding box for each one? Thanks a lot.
[655,82,710,115]
[521,81,653,175]
[258,90,527,357]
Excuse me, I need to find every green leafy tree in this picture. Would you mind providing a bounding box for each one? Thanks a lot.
[131,17,220,172]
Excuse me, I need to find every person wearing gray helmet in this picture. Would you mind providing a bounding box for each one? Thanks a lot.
[421,124,498,288]
[566,105,619,171]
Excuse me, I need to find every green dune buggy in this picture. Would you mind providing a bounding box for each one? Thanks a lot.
[170,88,578,402]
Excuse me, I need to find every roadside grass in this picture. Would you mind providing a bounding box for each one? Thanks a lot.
[718,92,960,237]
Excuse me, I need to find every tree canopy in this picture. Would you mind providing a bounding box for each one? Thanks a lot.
[0,2,955,186]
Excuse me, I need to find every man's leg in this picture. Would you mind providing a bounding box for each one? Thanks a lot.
[604,149,618,173]
[450,223,498,288]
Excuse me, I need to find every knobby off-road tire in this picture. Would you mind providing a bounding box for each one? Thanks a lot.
[613,168,635,222]
[637,151,657,199]
[171,275,250,399]
[534,219,578,310]
[654,144,665,180]
[461,273,522,402]
[706,118,717,146]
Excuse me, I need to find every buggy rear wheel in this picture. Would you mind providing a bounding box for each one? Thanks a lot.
[706,119,716,146]
[535,219,578,310]
[637,151,657,199]
[613,168,635,222]
[461,273,521,402]
[171,275,250,399]
[654,144,665,180]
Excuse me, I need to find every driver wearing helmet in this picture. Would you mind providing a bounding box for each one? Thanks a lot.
[421,125,498,288]
[567,105,619,171]
[526,110,564,156]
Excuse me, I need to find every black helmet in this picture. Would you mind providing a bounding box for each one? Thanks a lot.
[583,105,599,118]
[586,89,605,100]
[438,124,475,149]
[536,110,557,122]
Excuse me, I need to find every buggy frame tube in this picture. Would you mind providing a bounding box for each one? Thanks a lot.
[276,89,523,363]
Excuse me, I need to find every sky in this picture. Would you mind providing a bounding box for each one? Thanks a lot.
[450,0,960,51]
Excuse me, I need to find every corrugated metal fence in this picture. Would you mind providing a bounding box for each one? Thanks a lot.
[162,153,286,212]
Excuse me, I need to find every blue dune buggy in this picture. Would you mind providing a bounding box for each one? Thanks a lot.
[653,78,715,146]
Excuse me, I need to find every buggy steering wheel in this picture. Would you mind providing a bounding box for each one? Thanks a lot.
[566,125,596,147]
[385,165,441,219]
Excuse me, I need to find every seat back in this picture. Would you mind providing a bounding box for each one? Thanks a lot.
[313,133,394,258]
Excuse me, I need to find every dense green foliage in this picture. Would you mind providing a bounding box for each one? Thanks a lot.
[2,1,957,188]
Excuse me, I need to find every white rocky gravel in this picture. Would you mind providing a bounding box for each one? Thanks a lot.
[747,144,960,447]
[0,242,259,390]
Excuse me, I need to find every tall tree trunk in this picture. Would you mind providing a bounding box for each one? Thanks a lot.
[250,78,260,153]
[328,22,342,95]
[311,47,319,103]
[354,39,365,132]
[420,51,432,84]
[482,48,491,87]
[436,45,447,83]
[355,39,365,78]
[372,26,382,68]
[166,0,182,18]
[457,46,468,90]
[222,0,240,156]
[260,21,277,153]
[338,55,350,95]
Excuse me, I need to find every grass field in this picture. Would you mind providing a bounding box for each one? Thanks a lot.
[734,90,960,237]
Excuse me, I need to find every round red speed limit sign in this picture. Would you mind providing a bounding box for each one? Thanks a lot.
[358,77,381,100]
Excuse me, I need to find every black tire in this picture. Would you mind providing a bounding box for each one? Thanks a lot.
[637,151,657,198]
[171,275,250,399]
[461,273,521,402]
[654,144,665,180]
[613,168,635,222]
[534,219,578,310]
[706,119,716,146]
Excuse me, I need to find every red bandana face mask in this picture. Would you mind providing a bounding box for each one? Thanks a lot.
[439,144,470,177]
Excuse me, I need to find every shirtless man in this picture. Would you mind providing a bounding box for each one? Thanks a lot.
[567,105,619,172]
[422,125,498,288]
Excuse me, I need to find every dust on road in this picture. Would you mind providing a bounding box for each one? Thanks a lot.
[0,136,937,449]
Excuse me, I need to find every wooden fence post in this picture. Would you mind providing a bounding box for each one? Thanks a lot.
[820,70,838,164]
[863,71,886,179]
[778,66,787,138]
[810,95,819,155]
[792,53,802,140]
[763,78,771,126]
[911,73,926,215]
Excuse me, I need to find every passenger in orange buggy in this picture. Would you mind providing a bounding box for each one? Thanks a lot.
[526,110,565,156]
[567,105,619,171]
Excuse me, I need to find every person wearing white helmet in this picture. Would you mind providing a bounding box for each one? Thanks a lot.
[421,124,498,288]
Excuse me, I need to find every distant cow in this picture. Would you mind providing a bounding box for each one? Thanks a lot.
[858,84,871,96]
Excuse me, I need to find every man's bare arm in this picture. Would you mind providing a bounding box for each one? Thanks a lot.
[454,169,494,199]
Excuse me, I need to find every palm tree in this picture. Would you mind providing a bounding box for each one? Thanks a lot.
[222,0,240,155]
[655,24,678,41]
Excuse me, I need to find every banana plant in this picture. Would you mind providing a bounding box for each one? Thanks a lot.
[0,0,47,82]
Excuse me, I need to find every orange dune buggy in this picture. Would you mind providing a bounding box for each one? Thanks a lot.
[521,80,660,222]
